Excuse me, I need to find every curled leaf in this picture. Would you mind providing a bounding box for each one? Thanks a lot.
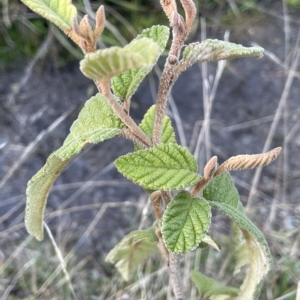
[214,147,282,177]
[178,39,264,74]
[80,38,159,80]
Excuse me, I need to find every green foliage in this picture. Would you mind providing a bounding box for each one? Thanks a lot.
[135,105,176,151]
[285,0,300,7]
[56,93,124,159]
[80,38,159,80]
[115,144,201,190]
[111,25,169,100]
[25,154,71,240]
[162,191,211,253]
[26,93,124,240]
[207,201,271,299]
[203,172,243,211]
[105,228,158,281]
[19,0,282,298]
[20,0,77,32]
[182,39,264,69]
[190,270,240,299]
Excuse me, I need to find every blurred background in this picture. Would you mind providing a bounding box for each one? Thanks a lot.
[0,0,299,299]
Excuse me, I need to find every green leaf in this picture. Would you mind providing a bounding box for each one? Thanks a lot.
[203,172,243,211]
[191,270,239,298]
[115,144,201,190]
[21,0,77,33]
[25,154,71,241]
[25,93,123,240]
[56,93,124,159]
[181,39,264,70]
[207,201,271,300]
[135,105,176,151]
[111,25,169,100]
[105,228,158,281]
[80,38,159,80]
[162,191,211,253]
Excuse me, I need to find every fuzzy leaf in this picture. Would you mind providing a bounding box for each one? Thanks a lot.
[112,25,169,99]
[21,0,77,33]
[203,172,243,211]
[207,201,271,299]
[162,191,211,253]
[191,270,239,298]
[56,93,124,159]
[115,144,200,190]
[25,93,123,240]
[232,222,249,275]
[135,105,176,151]
[181,39,264,70]
[105,228,158,281]
[25,154,71,241]
[237,229,271,300]
[80,38,159,80]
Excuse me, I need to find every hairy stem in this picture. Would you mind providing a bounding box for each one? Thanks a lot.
[119,128,149,149]
[153,13,187,145]
[94,79,152,147]
[169,253,184,300]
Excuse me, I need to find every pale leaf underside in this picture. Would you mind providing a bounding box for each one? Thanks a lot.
[21,0,77,33]
[80,38,159,80]
[105,228,158,281]
[111,25,169,99]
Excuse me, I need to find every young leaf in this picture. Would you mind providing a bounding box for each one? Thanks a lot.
[25,154,71,241]
[80,38,159,80]
[56,93,124,159]
[135,105,176,151]
[203,172,244,212]
[200,234,221,251]
[21,0,77,34]
[232,221,249,276]
[105,228,158,281]
[190,270,239,298]
[162,191,211,253]
[237,229,271,300]
[115,144,201,190]
[111,25,170,100]
[207,201,271,299]
[180,39,264,72]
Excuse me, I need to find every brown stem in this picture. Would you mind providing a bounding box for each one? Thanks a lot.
[161,190,172,206]
[153,13,187,145]
[119,128,148,149]
[155,228,169,262]
[191,156,218,197]
[94,79,152,147]
[150,191,163,219]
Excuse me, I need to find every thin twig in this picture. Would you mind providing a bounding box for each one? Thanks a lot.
[94,80,152,147]
[44,223,78,300]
